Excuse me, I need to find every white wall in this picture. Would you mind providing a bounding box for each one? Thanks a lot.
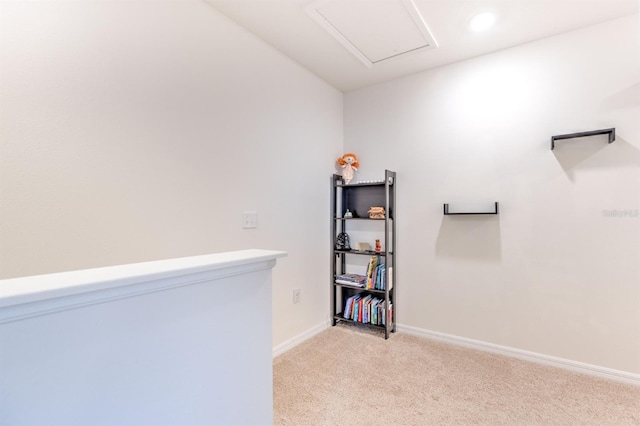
[0,1,342,347]
[344,15,640,373]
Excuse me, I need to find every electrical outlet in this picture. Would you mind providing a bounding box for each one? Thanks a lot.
[293,288,300,304]
[242,211,257,229]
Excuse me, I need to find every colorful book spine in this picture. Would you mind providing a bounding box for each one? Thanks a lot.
[361,295,371,323]
[373,264,385,290]
[365,256,378,289]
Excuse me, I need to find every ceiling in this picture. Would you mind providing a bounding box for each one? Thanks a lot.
[206,0,639,92]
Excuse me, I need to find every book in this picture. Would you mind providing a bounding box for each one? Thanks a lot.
[353,297,360,321]
[372,298,382,325]
[361,295,372,323]
[365,257,378,289]
[335,273,367,287]
[374,264,385,290]
[343,294,361,319]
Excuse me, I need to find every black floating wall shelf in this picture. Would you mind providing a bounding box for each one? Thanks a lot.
[551,128,615,150]
[444,202,499,215]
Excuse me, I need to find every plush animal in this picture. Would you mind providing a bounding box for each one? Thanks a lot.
[337,153,359,184]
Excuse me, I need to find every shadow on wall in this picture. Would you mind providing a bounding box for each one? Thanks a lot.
[553,136,640,181]
[435,215,501,262]
[603,83,640,110]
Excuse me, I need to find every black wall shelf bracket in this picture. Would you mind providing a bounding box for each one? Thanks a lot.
[444,202,499,215]
[551,128,615,150]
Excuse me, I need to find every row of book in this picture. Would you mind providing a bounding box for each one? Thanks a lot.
[343,294,392,326]
[335,257,393,291]
[365,256,379,289]
[364,257,393,290]
[367,264,392,290]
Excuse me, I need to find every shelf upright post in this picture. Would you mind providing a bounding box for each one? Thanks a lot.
[330,174,338,326]
[385,170,397,338]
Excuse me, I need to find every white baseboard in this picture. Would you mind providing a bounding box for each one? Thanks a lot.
[397,324,640,387]
[273,320,330,358]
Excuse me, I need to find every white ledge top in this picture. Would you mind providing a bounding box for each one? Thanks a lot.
[0,249,287,309]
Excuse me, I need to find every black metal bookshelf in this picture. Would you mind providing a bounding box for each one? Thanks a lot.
[331,170,396,339]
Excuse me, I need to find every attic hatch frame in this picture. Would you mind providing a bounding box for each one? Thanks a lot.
[305,0,439,68]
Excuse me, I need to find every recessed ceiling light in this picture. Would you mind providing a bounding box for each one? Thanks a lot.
[469,12,496,32]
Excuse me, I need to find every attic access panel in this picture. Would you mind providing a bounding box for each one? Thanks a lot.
[306,0,438,68]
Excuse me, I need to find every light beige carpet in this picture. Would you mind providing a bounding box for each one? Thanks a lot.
[273,324,640,425]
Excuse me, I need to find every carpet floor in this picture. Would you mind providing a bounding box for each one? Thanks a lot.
[273,324,640,425]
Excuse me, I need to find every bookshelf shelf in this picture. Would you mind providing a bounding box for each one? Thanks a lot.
[334,217,387,221]
[331,170,396,339]
[335,179,389,188]
[334,249,392,256]
[333,314,389,330]
[333,282,386,295]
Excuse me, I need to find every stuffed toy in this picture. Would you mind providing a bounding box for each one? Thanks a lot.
[337,153,359,184]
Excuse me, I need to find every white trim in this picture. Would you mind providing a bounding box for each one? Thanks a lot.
[402,0,439,49]
[304,0,373,68]
[397,324,640,387]
[273,320,331,358]
[0,250,287,324]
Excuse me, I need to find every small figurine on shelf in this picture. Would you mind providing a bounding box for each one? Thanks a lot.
[375,239,382,254]
[344,209,353,219]
[337,153,359,184]
[335,232,351,250]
